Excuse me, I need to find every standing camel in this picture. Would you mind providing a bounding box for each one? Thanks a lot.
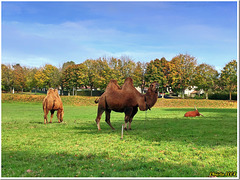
[43,88,64,124]
[95,77,159,130]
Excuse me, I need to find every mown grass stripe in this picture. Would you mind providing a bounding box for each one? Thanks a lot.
[1,102,237,177]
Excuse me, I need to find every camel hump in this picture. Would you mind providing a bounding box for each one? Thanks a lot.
[47,88,55,95]
[106,79,121,90]
[124,77,133,84]
[43,88,63,111]
[47,88,60,99]
[45,88,61,103]
[53,89,60,97]
[122,77,134,90]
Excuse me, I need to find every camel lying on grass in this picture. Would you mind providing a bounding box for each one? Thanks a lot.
[184,107,204,117]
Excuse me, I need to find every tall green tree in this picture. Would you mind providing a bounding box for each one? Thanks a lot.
[43,64,60,88]
[62,63,88,95]
[94,58,113,89]
[24,67,38,92]
[170,54,197,98]
[220,60,237,100]
[62,61,75,71]
[132,61,145,92]
[34,69,48,89]
[193,63,219,99]
[59,61,75,95]
[108,57,123,84]
[108,56,136,86]
[145,58,169,97]
[119,56,136,81]
[83,59,99,96]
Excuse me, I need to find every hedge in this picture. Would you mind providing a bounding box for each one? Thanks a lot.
[208,92,237,100]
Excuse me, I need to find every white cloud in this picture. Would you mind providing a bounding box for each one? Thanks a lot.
[1,18,237,68]
[2,20,163,66]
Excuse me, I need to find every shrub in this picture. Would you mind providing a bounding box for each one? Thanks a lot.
[76,90,104,96]
[193,95,205,99]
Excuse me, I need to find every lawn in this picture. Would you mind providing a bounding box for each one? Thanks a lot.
[1,102,238,177]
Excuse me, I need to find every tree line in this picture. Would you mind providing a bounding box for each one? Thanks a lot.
[1,54,237,100]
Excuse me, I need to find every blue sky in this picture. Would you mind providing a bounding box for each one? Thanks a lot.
[1,1,238,71]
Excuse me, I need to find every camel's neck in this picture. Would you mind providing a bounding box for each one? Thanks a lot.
[137,89,158,111]
[144,89,158,109]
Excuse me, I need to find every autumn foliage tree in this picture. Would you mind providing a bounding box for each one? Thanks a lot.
[34,64,60,89]
[1,55,237,99]
[93,58,114,89]
[12,64,26,92]
[1,64,13,92]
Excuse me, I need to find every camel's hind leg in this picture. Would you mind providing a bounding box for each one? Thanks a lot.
[128,107,138,130]
[44,109,49,124]
[50,110,54,123]
[105,110,115,130]
[95,108,104,131]
[124,107,133,130]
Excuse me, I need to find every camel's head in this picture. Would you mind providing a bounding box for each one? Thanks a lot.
[144,82,159,111]
[194,106,204,117]
[149,81,159,93]
[59,109,64,122]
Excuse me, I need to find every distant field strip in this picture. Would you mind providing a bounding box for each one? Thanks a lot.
[1,94,237,108]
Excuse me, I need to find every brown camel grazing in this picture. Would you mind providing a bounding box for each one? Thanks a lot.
[95,77,159,130]
[43,88,64,124]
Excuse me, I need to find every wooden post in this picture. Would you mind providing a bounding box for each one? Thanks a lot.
[121,124,124,139]
[145,110,147,121]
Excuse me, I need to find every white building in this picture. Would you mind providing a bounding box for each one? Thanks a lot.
[184,86,204,97]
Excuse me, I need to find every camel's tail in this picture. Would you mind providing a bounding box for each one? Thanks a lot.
[94,98,99,104]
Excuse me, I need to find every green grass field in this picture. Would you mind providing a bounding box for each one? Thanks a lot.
[1,102,237,177]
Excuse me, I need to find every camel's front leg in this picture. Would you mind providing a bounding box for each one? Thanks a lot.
[128,106,138,130]
[105,109,115,130]
[50,110,54,123]
[124,107,133,130]
[57,110,63,123]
